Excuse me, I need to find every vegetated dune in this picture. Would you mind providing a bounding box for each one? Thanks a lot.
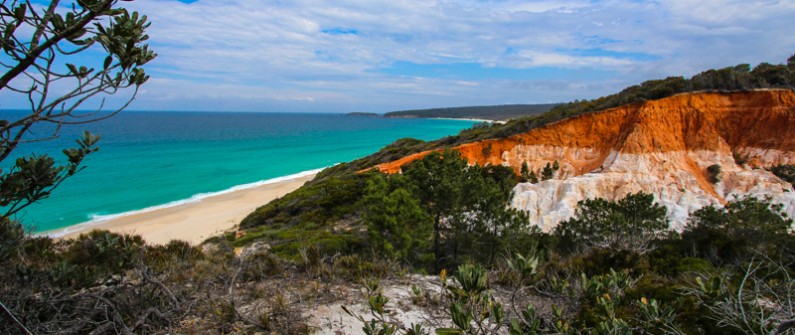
[375,89,795,231]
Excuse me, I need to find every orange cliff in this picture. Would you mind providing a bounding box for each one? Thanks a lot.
[375,90,795,231]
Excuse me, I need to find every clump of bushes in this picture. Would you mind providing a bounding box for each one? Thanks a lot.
[771,164,795,187]
[707,164,722,184]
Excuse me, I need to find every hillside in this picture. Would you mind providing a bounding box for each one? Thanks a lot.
[307,55,795,179]
[383,104,557,121]
[375,90,795,230]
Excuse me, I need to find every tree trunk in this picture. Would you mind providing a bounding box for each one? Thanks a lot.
[434,213,441,273]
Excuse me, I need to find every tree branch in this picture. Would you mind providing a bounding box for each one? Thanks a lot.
[0,0,114,90]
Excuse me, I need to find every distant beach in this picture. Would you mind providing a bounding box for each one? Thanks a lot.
[44,171,317,245]
[431,117,508,124]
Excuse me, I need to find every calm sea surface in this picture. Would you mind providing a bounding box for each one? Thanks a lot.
[0,111,476,232]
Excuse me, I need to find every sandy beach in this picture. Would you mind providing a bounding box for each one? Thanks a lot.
[49,173,316,245]
[431,117,508,124]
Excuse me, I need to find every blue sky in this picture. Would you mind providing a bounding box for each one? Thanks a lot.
[3,0,795,113]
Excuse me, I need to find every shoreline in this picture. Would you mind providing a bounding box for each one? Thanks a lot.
[40,170,321,245]
[430,117,507,124]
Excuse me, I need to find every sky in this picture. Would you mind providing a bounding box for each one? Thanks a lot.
[4,0,795,113]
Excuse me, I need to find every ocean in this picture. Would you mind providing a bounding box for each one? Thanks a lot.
[0,111,477,233]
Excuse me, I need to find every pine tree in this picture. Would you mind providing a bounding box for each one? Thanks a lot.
[362,174,432,264]
[541,163,554,180]
[520,162,530,182]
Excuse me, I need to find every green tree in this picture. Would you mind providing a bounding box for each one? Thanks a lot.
[541,162,554,181]
[404,150,468,269]
[453,164,527,264]
[682,196,793,264]
[554,192,668,254]
[770,164,795,187]
[528,170,538,183]
[404,150,527,268]
[361,173,433,265]
[706,164,721,184]
[520,161,530,182]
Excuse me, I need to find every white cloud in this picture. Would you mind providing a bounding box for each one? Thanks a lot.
[75,0,795,112]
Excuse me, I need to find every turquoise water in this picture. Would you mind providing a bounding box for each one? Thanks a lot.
[0,111,476,233]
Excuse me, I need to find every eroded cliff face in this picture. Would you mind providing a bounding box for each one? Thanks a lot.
[375,90,795,231]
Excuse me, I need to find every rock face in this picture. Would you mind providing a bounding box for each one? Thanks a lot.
[375,90,795,231]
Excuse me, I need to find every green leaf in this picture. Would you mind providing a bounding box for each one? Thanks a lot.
[435,328,462,335]
[66,63,79,76]
[4,23,16,40]
[14,4,26,22]
[450,302,471,330]
[490,303,504,324]
[68,28,87,40]
[52,14,65,32]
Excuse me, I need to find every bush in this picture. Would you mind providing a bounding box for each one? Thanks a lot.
[682,196,794,264]
[554,192,668,254]
[59,230,145,286]
[707,164,721,184]
[771,164,795,187]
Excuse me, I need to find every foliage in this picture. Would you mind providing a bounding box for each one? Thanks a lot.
[682,196,793,264]
[0,0,155,223]
[771,164,795,187]
[402,150,527,269]
[62,230,145,285]
[690,260,795,335]
[554,192,669,254]
[520,162,530,182]
[384,104,557,121]
[437,264,507,334]
[361,173,433,265]
[707,164,722,184]
[540,161,559,181]
[0,217,25,265]
[241,171,371,229]
[0,0,156,110]
[527,170,538,184]
[1,131,100,218]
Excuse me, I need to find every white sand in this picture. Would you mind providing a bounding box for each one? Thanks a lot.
[48,174,315,245]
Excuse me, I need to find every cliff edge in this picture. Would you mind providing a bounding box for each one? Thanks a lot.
[375,90,795,231]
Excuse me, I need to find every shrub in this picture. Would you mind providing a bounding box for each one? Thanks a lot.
[554,192,668,254]
[707,164,721,184]
[682,196,794,264]
[771,164,795,187]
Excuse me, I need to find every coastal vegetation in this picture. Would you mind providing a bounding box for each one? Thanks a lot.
[2,49,795,333]
[2,155,794,333]
[346,112,381,117]
[383,104,558,121]
[772,164,795,187]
